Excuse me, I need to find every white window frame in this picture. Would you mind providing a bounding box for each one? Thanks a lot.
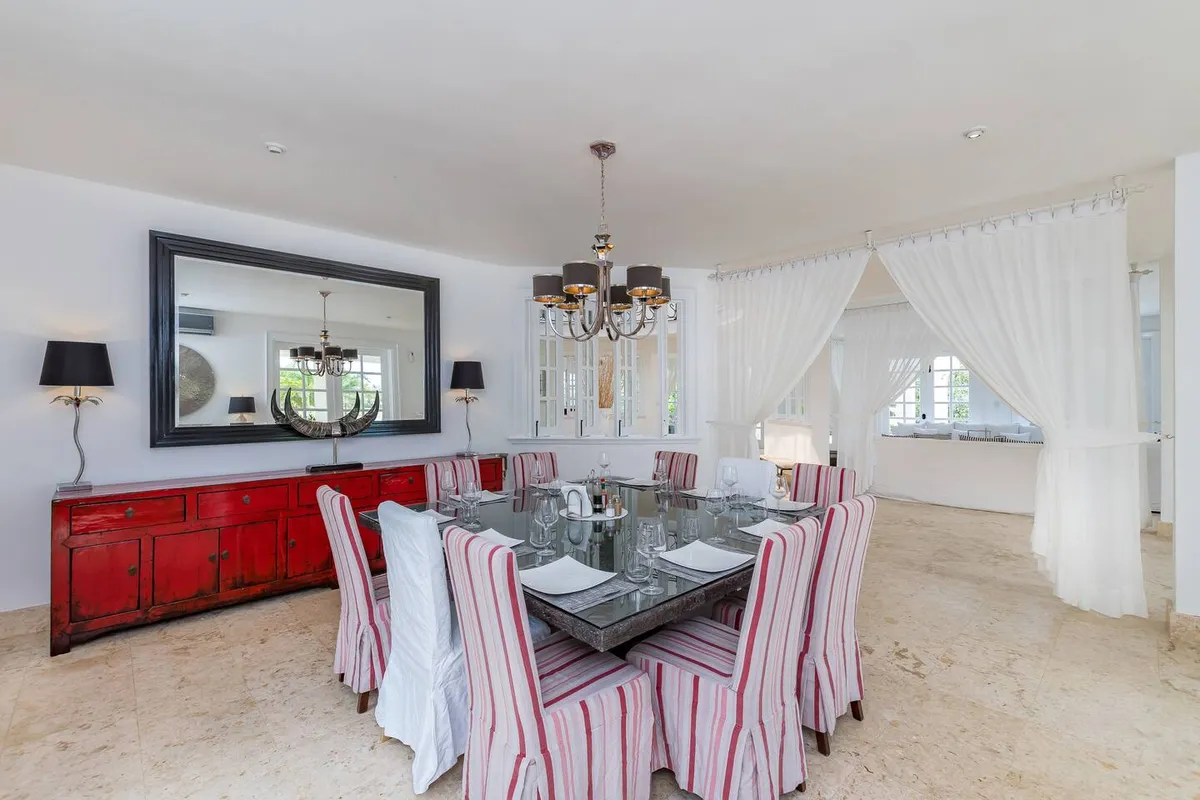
[930,355,970,423]
[522,297,690,440]
[770,377,808,423]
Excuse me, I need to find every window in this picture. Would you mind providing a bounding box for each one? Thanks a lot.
[526,299,686,438]
[888,375,920,427]
[274,340,394,421]
[931,356,969,422]
[772,379,807,422]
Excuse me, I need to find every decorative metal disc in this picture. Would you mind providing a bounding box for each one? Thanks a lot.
[178,345,216,417]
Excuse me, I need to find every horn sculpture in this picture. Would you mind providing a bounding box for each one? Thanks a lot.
[269,388,381,473]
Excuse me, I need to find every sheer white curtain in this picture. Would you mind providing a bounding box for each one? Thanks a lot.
[879,201,1151,618]
[711,250,869,457]
[838,304,940,492]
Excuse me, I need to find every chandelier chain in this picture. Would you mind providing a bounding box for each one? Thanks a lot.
[598,157,607,234]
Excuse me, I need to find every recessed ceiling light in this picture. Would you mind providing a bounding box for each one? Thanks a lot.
[962,126,987,140]
[264,142,287,155]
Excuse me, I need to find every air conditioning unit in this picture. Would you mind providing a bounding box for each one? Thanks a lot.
[178,307,215,336]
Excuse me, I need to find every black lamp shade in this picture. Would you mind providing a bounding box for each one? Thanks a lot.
[650,276,672,306]
[626,264,663,297]
[39,341,114,388]
[450,360,485,391]
[532,273,566,304]
[562,261,599,295]
[609,284,632,311]
[228,396,256,414]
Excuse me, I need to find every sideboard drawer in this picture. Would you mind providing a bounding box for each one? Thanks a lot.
[71,496,185,535]
[379,467,425,502]
[197,484,290,519]
[297,474,375,507]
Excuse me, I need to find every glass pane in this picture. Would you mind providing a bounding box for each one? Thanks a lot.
[952,385,969,402]
[904,387,918,403]
[934,387,949,403]
[933,370,949,386]
[361,355,383,373]
[933,356,951,371]
[953,404,970,421]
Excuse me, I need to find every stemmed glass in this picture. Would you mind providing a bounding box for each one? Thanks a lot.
[439,470,457,505]
[704,488,727,544]
[598,451,611,481]
[681,512,701,544]
[769,473,788,512]
[462,478,482,529]
[531,459,547,489]
[721,465,739,501]
[530,494,559,556]
[637,519,667,596]
[654,454,668,484]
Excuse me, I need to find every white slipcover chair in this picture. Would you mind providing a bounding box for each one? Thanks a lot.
[715,456,778,498]
[375,501,468,794]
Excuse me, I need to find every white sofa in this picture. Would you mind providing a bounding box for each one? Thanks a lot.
[889,420,1043,443]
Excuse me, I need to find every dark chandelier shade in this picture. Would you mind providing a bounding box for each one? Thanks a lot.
[39,341,114,388]
[449,360,485,391]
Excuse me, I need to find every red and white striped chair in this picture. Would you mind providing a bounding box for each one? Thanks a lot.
[512,451,559,490]
[626,518,821,798]
[654,449,698,490]
[713,495,877,756]
[424,457,481,504]
[791,463,857,507]
[316,486,391,714]
[444,526,654,799]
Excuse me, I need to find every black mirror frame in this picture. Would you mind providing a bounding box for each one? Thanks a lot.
[149,230,441,447]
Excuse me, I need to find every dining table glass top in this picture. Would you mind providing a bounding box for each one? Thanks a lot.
[359,480,822,650]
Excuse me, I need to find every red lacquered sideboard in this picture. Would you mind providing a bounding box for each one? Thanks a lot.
[49,453,506,655]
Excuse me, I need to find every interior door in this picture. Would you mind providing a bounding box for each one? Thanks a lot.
[152,529,220,606]
[219,521,279,592]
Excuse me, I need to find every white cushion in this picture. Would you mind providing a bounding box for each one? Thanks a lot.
[961,429,992,439]
[999,432,1032,442]
[1020,425,1045,442]
[891,424,916,436]
[989,423,1022,435]
[913,427,948,437]
[952,421,988,432]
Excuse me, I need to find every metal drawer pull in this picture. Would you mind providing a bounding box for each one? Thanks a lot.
[242,495,251,505]
[127,565,137,576]
[208,553,217,563]
[220,550,230,560]
[124,507,135,519]
[288,539,296,548]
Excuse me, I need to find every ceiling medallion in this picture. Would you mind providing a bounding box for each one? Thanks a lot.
[530,141,672,341]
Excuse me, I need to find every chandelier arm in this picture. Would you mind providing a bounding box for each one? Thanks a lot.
[547,309,593,342]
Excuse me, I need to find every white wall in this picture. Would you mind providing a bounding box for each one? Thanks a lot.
[0,163,714,611]
[872,436,1039,515]
[1174,155,1199,616]
[764,342,831,466]
[1160,256,1176,524]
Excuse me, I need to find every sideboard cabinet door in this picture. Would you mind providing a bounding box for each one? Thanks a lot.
[286,515,333,578]
[152,530,220,606]
[70,540,141,622]
[219,521,279,592]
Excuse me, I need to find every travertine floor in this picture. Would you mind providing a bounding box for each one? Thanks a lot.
[1,499,1196,799]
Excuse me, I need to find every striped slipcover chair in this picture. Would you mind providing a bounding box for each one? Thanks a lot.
[424,457,481,504]
[316,486,391,714]
[626,518,821,798]
[512,451,559,490]
[653,450,699,490]
[443,526,654,799]
[791,463,857,506]
[713,495,878,756]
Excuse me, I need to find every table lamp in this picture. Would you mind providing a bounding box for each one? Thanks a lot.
[40,340,114,492]
[228,396,256,424]
[450,360,484,456]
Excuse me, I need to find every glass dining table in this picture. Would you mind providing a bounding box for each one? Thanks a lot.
[359,480,822,652]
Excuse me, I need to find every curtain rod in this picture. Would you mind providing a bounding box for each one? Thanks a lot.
[710,180,1146,281]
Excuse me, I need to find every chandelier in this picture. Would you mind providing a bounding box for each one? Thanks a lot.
[531,141,672,341]
[290,290,357,377]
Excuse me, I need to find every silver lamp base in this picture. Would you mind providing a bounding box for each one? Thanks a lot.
[56,481,93,494]
[456,450,478,457]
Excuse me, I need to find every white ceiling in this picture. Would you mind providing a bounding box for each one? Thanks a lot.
[0,0,1195,268]
[175,257,424,329]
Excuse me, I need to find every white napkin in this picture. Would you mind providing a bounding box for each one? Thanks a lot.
[422,509,454,524]
[473,528,523,548]
[559,484,589,517]
[738,518,791,538]
[450,490,509,503]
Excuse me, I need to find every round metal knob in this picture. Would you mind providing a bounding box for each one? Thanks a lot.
[242,495,251,505]
[126,565,137,576]
[208,553,217,563]
[288,539,296,548]
[124,507,134,519]
[220,550,230,560]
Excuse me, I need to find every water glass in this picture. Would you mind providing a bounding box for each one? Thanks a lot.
[530,495,558,556]
[462,479,482,528]
[721,465,739,500]
[531,459,547,488]
[623,535,651,584]
[654,454,667,484]
[637,519,667,596]
[704,488,727,544]
[681,512,701,544]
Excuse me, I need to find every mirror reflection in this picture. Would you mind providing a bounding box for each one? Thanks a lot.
[173,257,427,427]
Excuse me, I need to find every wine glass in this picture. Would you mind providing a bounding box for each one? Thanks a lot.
[721,464,739,500]
[681,512,701,544]
[704,488,727,544]
[439,469,457,506]
[598,451,611,480]
[462,479,482,528]
[530,495,558,556]
[769,473,788,511]
[637,519,667,596]
[654,454,667,484]
[531,459,547,489]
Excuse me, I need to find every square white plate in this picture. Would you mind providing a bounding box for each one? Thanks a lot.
[473,528,524,548]
[422,509,454,524]
[659,541,754,573]
[680,487,714,498]
[738,518,791,538]
[618,478,661,488]
[519,556,616,595]
[752,498,815,513]
[449,490,510,503]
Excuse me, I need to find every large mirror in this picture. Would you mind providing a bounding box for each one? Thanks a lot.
[150,232,440,447]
